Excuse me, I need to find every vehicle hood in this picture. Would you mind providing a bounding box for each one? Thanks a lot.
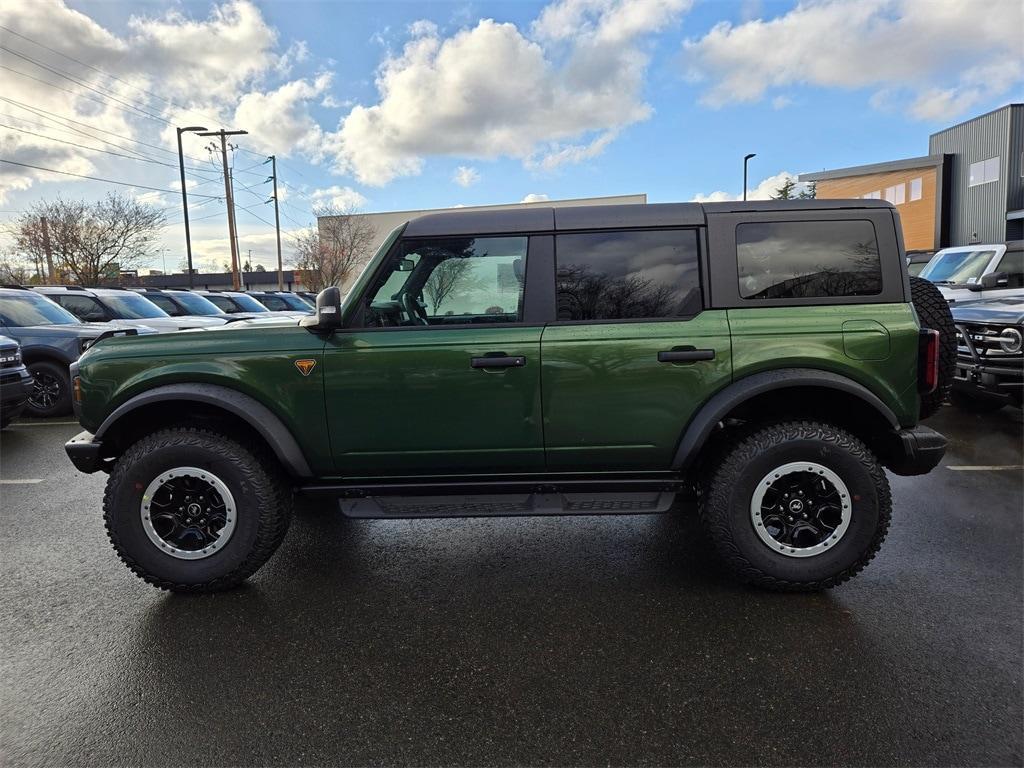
[6,321,127,339]
[106,316,224,331]
[951,297,1024,324]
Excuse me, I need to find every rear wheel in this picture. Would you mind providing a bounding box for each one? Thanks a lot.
[700,421,891,591]
[910,275,955,419]
[26,360,72,417]
[103,427,292,592]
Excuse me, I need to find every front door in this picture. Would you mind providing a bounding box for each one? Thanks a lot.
[540,228,732,470]
[324,234,544,477]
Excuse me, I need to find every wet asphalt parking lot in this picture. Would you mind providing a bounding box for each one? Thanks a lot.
[1,406,1021,767]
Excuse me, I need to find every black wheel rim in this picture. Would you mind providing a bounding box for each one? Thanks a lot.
[28,371,62,411]
[751,461,852,558]
[141,467,237,559]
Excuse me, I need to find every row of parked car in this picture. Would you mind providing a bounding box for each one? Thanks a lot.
[0,285,315,426]
[909,240,1023,412]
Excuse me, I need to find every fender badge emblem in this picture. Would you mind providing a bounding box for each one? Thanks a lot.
[294,359,317,376]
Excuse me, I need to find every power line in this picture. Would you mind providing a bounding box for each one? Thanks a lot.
[0,121,221,174]
[1,45,172,125]
[0,24,225,129]
[0,158,225,199]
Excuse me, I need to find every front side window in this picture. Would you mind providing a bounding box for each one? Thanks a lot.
[364,236,528,327]
[146,295,181,316]
[226,294,268,313]
[56,295,109,321]
[171,293,224,316]
[0,294,80,326]
[737,220,883,299]
[555,229,701,321]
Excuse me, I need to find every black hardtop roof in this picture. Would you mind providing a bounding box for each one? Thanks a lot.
[403,199,894,236]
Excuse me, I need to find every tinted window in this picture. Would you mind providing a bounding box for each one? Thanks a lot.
[257,295,289,311]
[365,236,528,326]
[204,295,237,312]
[145,295,181,315]
[555,229,701,321]
[995,249,1023,278]
[226,294,268,312]
[57,295,109,321]
[172,292,224,316]
[737,220,882,299]
[100,293,169,319]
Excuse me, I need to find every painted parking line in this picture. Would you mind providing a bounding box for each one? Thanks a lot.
[10,421,79,426]
[0,479,43,484]
[946,465,1023,471]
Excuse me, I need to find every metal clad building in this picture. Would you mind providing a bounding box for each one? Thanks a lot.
[928,103,1023,244]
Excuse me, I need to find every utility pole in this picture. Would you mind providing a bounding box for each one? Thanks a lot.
[229,168,241,288]
[269,155,283,291]
[175,126,206,287]
[40,216,54,282]
[198,128,247,291]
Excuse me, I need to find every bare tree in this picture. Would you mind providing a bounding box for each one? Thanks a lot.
[0,254,36,284]
[292,204,375,292]
[14,194,165,286]
[423,258,475,313]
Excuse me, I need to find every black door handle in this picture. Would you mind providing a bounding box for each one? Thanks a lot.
[471,355,526,369]
[658,348,715,363]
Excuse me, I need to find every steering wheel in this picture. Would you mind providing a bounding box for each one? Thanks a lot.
[402,292,428,325]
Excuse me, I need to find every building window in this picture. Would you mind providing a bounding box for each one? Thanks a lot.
[884,184,905,205]
[736,220,882,300]
[862,190,881,200]
[969,156,1000,186]
[909,177,923,201]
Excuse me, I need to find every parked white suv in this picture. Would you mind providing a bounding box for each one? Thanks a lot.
[919,241,1024,302]
[33,287,228,331]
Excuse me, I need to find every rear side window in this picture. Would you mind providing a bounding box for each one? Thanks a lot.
[555,229,702,321]
[737,220,882,299]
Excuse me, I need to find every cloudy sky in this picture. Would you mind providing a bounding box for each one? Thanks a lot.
[1,0,1021,272]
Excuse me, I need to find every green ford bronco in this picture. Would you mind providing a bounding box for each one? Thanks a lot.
[66,200,954,593]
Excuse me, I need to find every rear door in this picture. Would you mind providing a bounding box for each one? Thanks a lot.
[324,233,545,476]
[540,228,732,471]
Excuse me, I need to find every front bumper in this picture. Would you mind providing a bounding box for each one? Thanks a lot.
[884,425,947,476]
[65,430,111,474]
[1,367,33,409]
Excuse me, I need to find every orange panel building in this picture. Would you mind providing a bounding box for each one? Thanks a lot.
[800,155,951,253]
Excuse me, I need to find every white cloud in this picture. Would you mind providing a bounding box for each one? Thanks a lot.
[310,184,367,210]
[452,166,480,187]
[327,1,690,186]
[0,0,326,201]
[771,95,792,110]
[691,170,808,202]
[521,193,550,203]
[233,73,332,158]
[683,0,1023,121]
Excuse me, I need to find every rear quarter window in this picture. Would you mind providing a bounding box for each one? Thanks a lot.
[737,220,883,300]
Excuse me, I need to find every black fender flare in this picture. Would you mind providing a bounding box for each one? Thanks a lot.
[94,383,313,477]
[671,368,900,471]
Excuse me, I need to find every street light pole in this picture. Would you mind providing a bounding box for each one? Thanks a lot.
[176,126,207,288]
[743,153,756,201]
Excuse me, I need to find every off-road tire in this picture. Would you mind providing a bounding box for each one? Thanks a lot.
[25,360,72,417]
[910,275,955,419]
[700,421,891,592]
[103,427,291,592]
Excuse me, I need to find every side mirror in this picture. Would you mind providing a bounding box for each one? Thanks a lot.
[300,286,342,332]
[979,272,1009,290]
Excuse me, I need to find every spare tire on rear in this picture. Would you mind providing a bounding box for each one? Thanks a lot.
[910,275,955,420]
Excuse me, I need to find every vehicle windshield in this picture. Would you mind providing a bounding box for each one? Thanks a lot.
[0,293,80,326]
[920,249,996,284]
[171,292,224,316]
[225,293,268,312]
[101,293,170,319]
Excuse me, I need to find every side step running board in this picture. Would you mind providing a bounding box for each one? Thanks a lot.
[339,491,677,519]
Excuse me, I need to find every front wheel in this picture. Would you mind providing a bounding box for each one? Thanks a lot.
[103,428,292,592]
[701,421,891,591]
[26,360,72,417]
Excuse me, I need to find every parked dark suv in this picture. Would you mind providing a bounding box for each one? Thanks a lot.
[0,335,33,428]
[65,200,954,593]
